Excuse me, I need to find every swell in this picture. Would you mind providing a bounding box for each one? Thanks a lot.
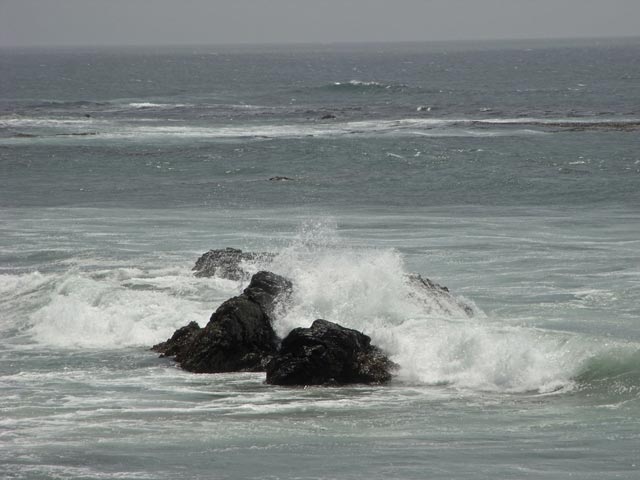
[573,348,640,393]
[325,80,409,92]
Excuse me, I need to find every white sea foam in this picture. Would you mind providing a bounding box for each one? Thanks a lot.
[95,118,526,141]
[333,80,383,87]
[0,116,101,127]
[5,115,634,143]
[1,268,220,349]
[253,220,600,393]
[0,220,623,393]
[127,102,187,109]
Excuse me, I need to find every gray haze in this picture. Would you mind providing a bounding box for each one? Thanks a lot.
[1,0,639,47]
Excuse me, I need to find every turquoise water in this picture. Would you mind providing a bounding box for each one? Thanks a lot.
[1,39,640,479]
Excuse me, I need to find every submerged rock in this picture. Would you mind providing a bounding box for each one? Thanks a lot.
[269,176,294,182]
[153,271,292,373]
[192,248,273,280]
[266,319,396,386]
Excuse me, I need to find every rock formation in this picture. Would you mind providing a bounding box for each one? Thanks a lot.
[266,319,396,386]
[192,248,273,281]
[407,273,474,317]
[155,249,472,387]
[153,271,291,373]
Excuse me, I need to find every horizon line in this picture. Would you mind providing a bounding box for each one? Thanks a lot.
[2,34,640,51]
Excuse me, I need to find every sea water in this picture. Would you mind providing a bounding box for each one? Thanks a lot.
[1,39,639,479]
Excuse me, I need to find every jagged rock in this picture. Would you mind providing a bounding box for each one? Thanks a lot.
[266,319,396,386]
[152,321,201,358]
[192,248,273,280]
[153,271,292,373]
[157,249,473,387]
[407,273,474,317]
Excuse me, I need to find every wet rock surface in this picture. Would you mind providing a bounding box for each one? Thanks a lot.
[407,273,474,317]
[266,319,396,386]
[153,271,291,373]
[152,321,201,358]
[155,251,471,386]
[192,248,273,280]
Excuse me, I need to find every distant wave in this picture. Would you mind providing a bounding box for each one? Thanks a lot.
[126,102,189,109]
[470,118,640,131]
[3,116,639,143]
[92,118,547,140]
[327,80,409,91]
[28,100,109,109]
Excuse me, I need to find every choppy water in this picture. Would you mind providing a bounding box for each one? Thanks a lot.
[1,39,640,479]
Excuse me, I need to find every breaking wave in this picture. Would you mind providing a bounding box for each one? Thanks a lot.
[2,220,638,395]
[126,102,189,109]
[0,268,233,349]
[251,222,597,393]
[328,80,408,91]
[0,116,550,142]
[4,114,638,144]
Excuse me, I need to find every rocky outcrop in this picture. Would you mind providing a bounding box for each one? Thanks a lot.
[407,273,474,317]
[192,248,273,280]
[153,270,396,385]
[266,319,396,386]
[152,321,201,358]
[157,249,473,387]
[153,271,292,373]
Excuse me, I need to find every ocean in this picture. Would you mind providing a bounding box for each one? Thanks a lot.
[1,38,639,479]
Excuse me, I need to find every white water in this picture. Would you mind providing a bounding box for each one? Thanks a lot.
[1,209,638,480]
[1,220,621,395]
[0,115,563,143]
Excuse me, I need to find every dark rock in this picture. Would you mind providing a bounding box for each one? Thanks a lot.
[266,319,396,386]
[154,271,292,373]
[193,247,273,280]
[320,114,336,119]
[152,321,201,358]
[243,270,292,317]
[269,176,294,182]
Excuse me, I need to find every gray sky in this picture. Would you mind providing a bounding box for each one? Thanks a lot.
[1,0,639,47]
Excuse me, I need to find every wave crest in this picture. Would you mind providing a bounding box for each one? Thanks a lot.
[574,348,640,393]
[328,80,408,91]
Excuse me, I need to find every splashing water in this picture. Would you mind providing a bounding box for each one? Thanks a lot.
[251,221,618,393]
[2,219,637,394]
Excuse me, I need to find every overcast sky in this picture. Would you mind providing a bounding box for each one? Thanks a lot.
[1,0,639,47]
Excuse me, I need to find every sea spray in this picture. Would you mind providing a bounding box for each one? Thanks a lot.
[5,219,638,395]
[227,220,585,392]
[3,267,234,349]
